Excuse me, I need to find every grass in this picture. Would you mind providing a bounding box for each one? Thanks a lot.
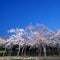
[0,56,60,60]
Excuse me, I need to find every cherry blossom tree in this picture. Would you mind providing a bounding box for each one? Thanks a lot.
[50,29,60,55]
[3,23,60,57]
[25,23,55,57]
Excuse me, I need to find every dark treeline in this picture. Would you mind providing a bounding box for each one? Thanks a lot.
[0,45,59,56]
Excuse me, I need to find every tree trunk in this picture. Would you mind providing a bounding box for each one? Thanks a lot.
[59,48,60,56]
[43,45,46,57]
[17,45,20,56]
[38,48,41,56]
[40,45,42,56]
[9,48,12,56]
[3,47,6,56]
[58,47,60,56]
[57,43,60,56]
[21,47,24,56]
[24,47,26,56]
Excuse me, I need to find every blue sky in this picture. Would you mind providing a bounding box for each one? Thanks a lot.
[0,0,60,36]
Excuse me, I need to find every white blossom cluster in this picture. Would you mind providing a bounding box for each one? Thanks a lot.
[0,24,60,49]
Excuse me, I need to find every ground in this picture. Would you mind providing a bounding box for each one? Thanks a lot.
[0,56,60,60]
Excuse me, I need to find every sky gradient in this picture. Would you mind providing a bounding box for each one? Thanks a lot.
[0,0,60,36]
